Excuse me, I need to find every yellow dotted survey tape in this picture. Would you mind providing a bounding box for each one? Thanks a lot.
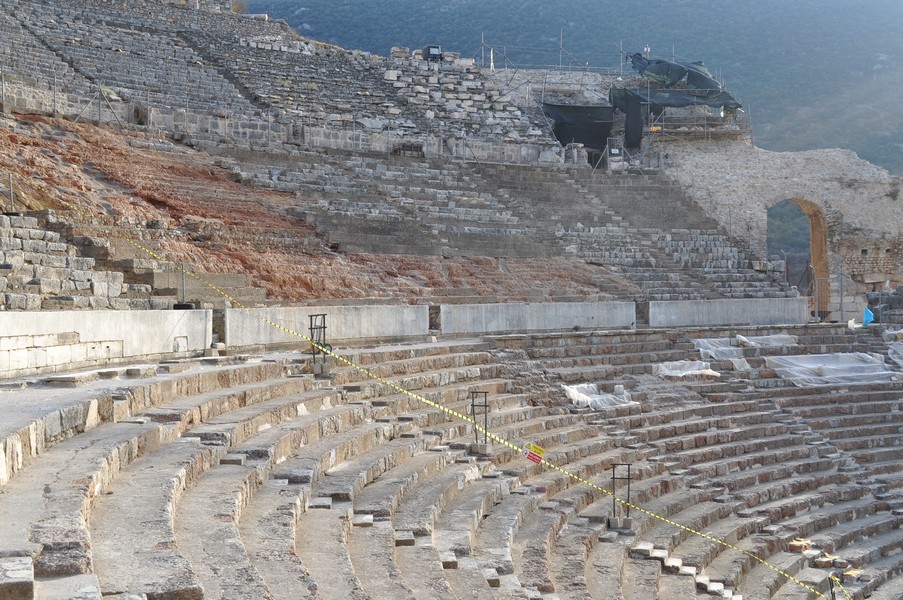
[26,167,851,600]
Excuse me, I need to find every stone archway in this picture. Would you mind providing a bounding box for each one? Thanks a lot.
[789,198,831,318]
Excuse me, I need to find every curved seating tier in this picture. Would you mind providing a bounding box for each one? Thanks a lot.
[2,324,903,599]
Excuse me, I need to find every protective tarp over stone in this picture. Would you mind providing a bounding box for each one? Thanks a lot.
[694,333,798,369]
[617,53,742,110]
[655,360,720,380]
[541,103,614,151]
[765,353,900,387]
[563,383,636,410]
[883,328,903,367]
[610,87,742,112]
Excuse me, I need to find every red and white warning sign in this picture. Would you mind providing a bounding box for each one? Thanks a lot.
[521,443,546,464]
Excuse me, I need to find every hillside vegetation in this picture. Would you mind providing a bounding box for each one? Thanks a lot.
[248,0,903,175]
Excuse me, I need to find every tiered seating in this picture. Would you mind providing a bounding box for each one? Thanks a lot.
[229,145,791,304]
[0,355,328,597]
[21,10,259,124]
[474,162,792,302]
[186,32,397,124]
[676,326,903,599]
[508,329,697,385]
[234,150,563,259]
[4,323,903,598]
[7,0,293,38]
[180,29,541,143]
[657,229,791,299]
[427,326,900,599]
[0,5,92,103]
[0,338,528,598]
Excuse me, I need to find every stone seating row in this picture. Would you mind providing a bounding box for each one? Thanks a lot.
[22,15,260,121]
[0,338,519,598]
[444,400,828,596]
[0,336,596,596]
[238,153,513,224]
[183,30,541,143]
[368,330,828,596]
[5,324,903,599]
[220,138,789,302]
[469,163,790,303]
[502,326,899,596]
[0,6,93,98]
[0,355,307,596]
[5,0,295,43]
[232,148,787,302]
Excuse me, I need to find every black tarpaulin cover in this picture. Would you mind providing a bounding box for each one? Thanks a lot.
[541,103,614,150]
[621,52,742,110]
[609,87,742,112]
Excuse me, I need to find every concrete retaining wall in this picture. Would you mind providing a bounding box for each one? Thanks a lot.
[222,305,430,348]
[0,310,213,377]
[648,297,809,328]
[439,301,636,335]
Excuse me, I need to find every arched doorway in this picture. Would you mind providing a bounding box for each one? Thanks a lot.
[767,198,831,319]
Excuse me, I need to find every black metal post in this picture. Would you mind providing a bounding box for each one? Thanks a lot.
[469,391,489,445]
[308,313,328,363]
[611,463,632,519]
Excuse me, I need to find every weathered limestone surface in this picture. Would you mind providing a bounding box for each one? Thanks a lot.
[665,139,903,319]
[665,139,900,255]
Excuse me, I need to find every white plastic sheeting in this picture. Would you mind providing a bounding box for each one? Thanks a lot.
[564,383,637,410]
[694,333,798,371]
[889,343,903,368]
[655,360,720,379]
[883,329,903,368]
[764,353,900,387]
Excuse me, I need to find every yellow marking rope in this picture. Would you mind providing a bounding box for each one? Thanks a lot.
[21,162,852,600]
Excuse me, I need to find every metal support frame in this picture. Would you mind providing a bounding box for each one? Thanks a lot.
[308,313,329,363]
[74,84,124,128]
[610,463,632,519]
[809,262,847,323]
[469,391,489,445]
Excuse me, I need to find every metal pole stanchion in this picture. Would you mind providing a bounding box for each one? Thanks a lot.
[839,264,845,322]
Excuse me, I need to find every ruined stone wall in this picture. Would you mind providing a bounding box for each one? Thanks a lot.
[663,138,903,320]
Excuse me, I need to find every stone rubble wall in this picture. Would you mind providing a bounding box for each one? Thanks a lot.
[0,214,170,311]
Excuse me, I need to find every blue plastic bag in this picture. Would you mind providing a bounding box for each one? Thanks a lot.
[864,306,875,326]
